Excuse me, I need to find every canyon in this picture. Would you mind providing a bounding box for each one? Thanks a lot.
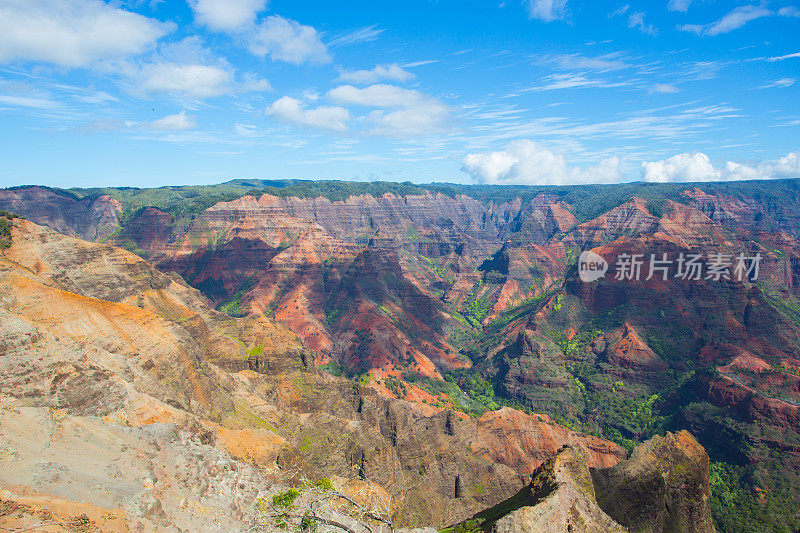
[3,178,800,531]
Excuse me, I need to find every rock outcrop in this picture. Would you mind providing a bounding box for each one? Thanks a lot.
[454,445,626,533]
[447,431,715,533]
[591,430,715,533]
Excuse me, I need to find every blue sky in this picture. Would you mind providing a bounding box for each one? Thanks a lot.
[0,0,799,188]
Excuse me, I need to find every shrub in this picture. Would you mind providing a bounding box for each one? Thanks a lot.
[0,210,19,250]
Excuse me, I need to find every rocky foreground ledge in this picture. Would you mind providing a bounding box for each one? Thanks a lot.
[444,430,714,533]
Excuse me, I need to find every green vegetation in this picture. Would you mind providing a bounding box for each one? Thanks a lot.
[710,461,800,532]
[547,324,604,359]
[317,361,346,376]
[761,286,800,329]
[217,280,256,317]
[483,286,559,337]
[314,477,333,491]
[60,179,431,222]
[427,177,800,226]
[646,197,671,218]
[422,255,453,281]
[0,210,19,250]
[355,371,373,385]
[383,375,408,398]
[270,488,301,529]
[443,370,500,412]
[402,372,492,414]
[462,296,491,328]
[325,306,345,325]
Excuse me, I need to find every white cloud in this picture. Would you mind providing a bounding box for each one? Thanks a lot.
[525,0,568,22]
[98,37,271,99]
[642,152,800,182]
[234,123,261,136]
[651,83,680,93]
[758,78,795,89]
[267,96,348,131]
[327,84,451,137]
[366,105,451,138]
[0,0,171,68]
[239,72,271,92]
[628,12,657,35]
[778,6,800,17]
[148,110,196,130]
[461,139,623,185]
[766,51,800,62]
[138,62,233,98]
[642,152,720,182]
[189,0,267,32]
[107,37,269,99]
[723,153,800,180]
[680,5,772,36]
[337,64,414,84]
[328,84,428,108]
[248,15,330,65]
[668,0,693,12]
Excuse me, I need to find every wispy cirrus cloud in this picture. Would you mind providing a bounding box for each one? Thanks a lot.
[609,5,630,18]
[459,99,745,154]
[778,6,800,17]
[0,93,60,109]
[680,4,783,37]
[766,51,800,62]
[326,25,384,47]
[520,72,632,92]
[534,53,627,72]
[757,78,795,89]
